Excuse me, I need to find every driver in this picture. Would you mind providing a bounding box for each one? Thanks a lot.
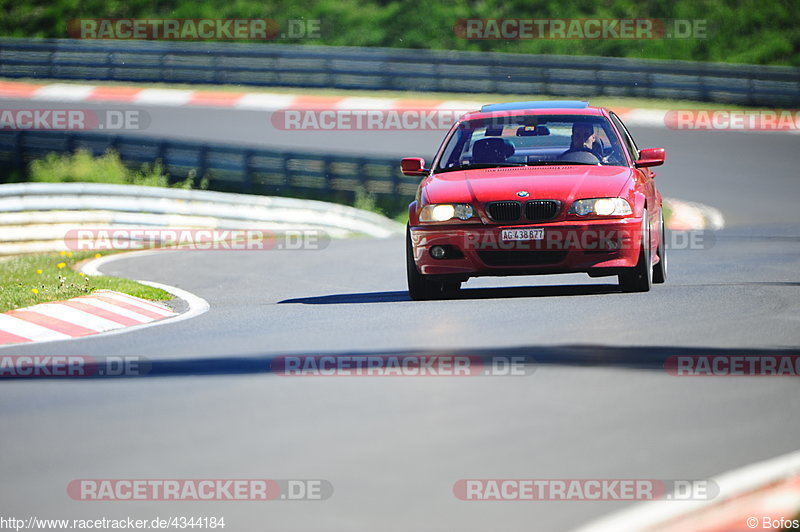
[562,122,598,156]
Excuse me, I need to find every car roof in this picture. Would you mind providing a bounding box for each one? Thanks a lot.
[462,101,608,121]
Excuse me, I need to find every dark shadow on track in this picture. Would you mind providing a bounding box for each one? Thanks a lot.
[279,281,800,305]
[4,345,797,381]
[278,283,621,304]
[679,282,800,288]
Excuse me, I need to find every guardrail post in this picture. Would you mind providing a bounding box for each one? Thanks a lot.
[321,155,333,196]
[159,50,166,82]
[12,131,25,174]
[282,152,293,193]
[390,160,401,197]
[213,54,224,84]
[595,67,604,96]
[747,76,756,106]
[357,157,369,198]
[243,149,253,193]
[195,145,208,188]
[64,132,75,155]
[105,50,114,79]
[543,66,551,97]
[156,140,168,178]
[48,42,56,79]
[698,65,709,103]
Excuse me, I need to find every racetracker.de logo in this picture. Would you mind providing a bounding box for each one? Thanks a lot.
[68,19,322,40]
[0,109,148,131]
[0,356,149,378]
[461,229,713,251]
[664,355,800,376]
[454,18,707,40]
[63,228,329,251]
[68,479,333,501]
[271,109,473,131]
[270,355,534,376]
[665,110,800,131]
[453,479,718,501]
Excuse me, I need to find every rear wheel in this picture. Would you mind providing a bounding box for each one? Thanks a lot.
[618,209,652,293]
[652,210,667,284]
[406,227,460,300]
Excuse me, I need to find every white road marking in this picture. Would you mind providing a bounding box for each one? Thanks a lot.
[32,84,95,101]
[134,88,194,106]
[235,93,297,110]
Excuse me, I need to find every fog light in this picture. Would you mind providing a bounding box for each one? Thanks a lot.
[430,246,447,259]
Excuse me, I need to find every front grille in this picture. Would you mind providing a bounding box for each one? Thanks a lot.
[525,200,560,222]
[486,201,521,222]
[477,250,568,267]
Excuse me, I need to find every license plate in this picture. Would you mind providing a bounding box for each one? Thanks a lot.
[501,227,544,241]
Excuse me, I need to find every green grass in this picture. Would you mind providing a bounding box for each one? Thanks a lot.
[0,251,171,313]
[26,149,199,188]
[1,77,766,111]
[353,187,385,216]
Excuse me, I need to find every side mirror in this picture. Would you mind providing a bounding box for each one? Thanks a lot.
[635,148,665,168]
[401,157,428,176]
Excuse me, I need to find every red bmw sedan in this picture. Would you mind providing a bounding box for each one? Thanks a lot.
[403,101,667,300]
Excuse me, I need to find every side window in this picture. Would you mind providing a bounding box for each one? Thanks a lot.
[609,112,640,162]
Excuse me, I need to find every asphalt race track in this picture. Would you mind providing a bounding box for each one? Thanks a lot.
[1,98,799,531]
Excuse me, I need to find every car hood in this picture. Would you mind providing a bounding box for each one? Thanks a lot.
[422,165,635,205]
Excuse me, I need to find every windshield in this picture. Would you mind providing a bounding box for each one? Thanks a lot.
[436,114,628,172]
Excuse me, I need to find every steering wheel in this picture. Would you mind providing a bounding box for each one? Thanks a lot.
[559,148,601,164]
[592,137,605,157]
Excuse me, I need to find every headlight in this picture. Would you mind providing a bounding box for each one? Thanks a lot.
[569,198,632,216]
[419,203,475,222]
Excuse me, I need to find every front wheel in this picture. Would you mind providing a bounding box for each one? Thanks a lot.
[406,227,460,300]
[618,209,652,293]
[652,210,667,284]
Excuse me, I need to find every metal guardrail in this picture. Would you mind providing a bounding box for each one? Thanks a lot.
[0,130,419,208]
[1,38,798,106]
[0,182,404,254]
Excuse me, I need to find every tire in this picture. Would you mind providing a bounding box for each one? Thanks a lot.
[618,209,652,293]
[653,210,667,284]
[406,226,460,300]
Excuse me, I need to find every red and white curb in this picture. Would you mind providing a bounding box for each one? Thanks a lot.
[0,79,665,128]
[0,289,176,346]
[0,251,210,348]
[572,449,800,532]
[2,80,797,134]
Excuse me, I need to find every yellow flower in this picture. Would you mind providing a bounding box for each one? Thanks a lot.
[36,269,43,274]
[67,252,73,258]
[79,272,85,277]
[31,288,39,294]
[95,253,102,259]
[59,251,67,256]
[57,262,66,269]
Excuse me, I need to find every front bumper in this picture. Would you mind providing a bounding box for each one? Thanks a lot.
[410,217,644,278]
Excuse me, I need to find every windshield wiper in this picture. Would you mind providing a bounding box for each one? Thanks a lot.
[437,163,528,173]
[526,160,600,166]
